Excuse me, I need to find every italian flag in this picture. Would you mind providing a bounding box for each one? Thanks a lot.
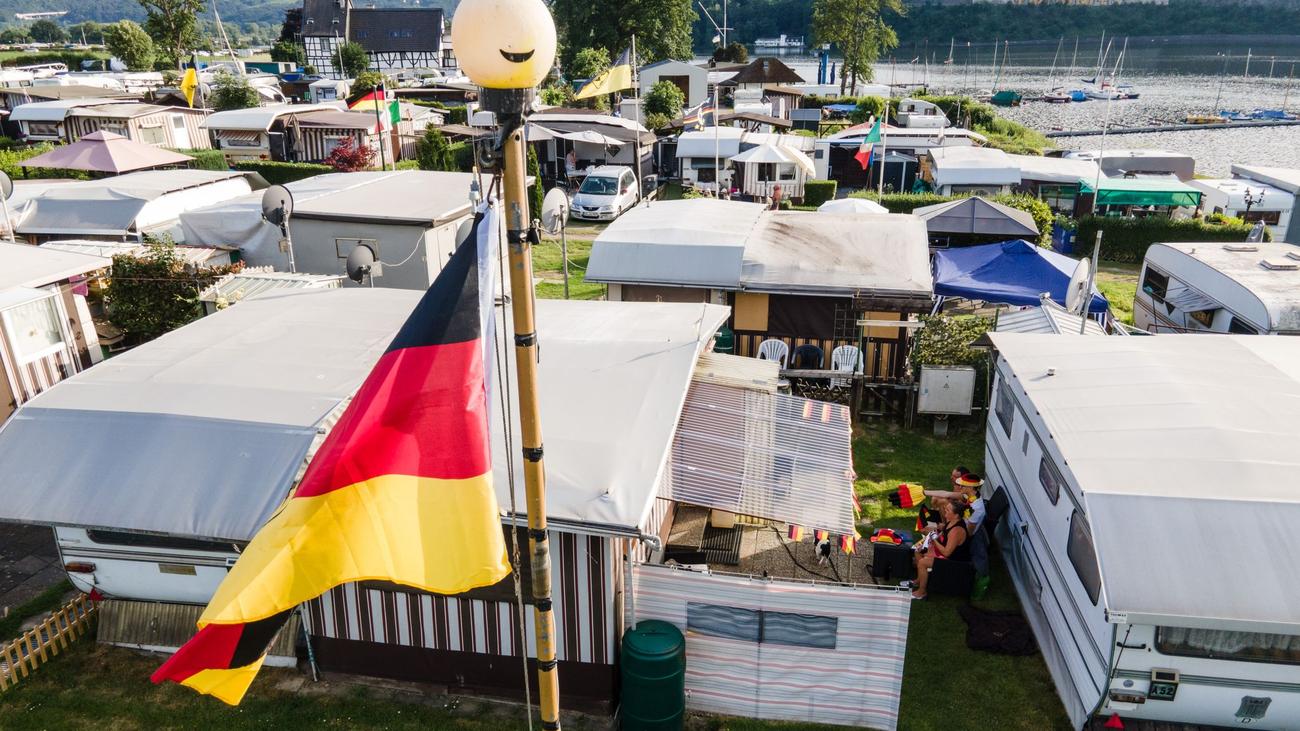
[855,116,883,170]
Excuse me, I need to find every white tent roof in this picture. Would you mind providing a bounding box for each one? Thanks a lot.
[588,199,933,300]
[0,289,727,541]
[989,333,1300,633]
[928,146,1020,187]
[729,142,815,176]
[0,241,108,291]
[818,197,888,215]
[201,103,338,131]
[9,98,135,123]
[676,126,745,158]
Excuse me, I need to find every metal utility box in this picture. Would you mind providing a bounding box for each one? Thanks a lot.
[917,365,976,415]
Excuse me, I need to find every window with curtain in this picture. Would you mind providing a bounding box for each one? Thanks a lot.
[687,602,837,650]
[1157,627,1300,665]
[2,295,64,364]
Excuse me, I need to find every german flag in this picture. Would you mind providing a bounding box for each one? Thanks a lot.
[152,206,510,705]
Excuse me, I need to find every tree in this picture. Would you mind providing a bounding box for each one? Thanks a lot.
[279,7,302,43]
[29,20,66,44]
[337,40,369,78]
[104,21,156,72]
[139,0,205,67]
[551,0,695,71]
[0,29,31,45]
[270,39,304,66]
[644,80,685,118]
[526,145,543,220]
[539,83,572,107]
[106,237,240,345]
[348,70,385,101]
[209,71,260,111]
[69,21,104,45]
[415,127,455,171]
[711,42,747,64]
[813,0,903,94]
[644,112,672,131]
[567,47,609,82]
[324,136,375,172]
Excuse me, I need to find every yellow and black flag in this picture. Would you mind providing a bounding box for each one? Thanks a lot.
[151,204,511,705]
[575,46,633,100]
[180,55,199,108]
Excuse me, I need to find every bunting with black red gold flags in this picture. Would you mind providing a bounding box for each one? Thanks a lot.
[152,203,511,705]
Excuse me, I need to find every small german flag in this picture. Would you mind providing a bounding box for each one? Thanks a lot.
[787,525,805,541]
[152,205,510,705]
[839,534,856,554]
[888,483,926,509]
[814,529,829,543]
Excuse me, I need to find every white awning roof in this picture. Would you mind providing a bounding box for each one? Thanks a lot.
[0,241,109,290]
[200,103,339,131]
[677,127,745,158]
[928,146,1021,187]
[989,333,1300,632]
[729,143,815,176]
[0,290,728,541]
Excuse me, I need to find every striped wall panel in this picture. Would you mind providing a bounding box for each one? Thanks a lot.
[303,530,617,665]
[1,345,75,405]
[633,563,911,731]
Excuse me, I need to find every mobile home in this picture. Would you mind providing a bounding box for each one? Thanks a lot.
[985,333,1300,730]
[1188,177,1293,242]
[1134,241,1300,334]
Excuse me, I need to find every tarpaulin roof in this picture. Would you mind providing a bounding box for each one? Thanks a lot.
[913,196,1039,238]
[0,289,727,541]
[989,333,1300,633]
[933,239,1109,313]
[0,241,109,291]
[1082,176,1203,208]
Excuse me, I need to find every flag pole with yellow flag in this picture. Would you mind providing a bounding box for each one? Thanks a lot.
[574,46,633,100]
[151,202,511,705]
[180,54,200,109]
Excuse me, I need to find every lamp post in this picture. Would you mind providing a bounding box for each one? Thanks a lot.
[1243,187,1264,217]
[451,0,562,728]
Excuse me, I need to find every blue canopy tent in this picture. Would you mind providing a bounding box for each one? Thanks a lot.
[932,239,1109,314]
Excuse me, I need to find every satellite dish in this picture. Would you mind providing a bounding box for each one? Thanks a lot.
[539,187,569,236]
[346,244,377,283]
[1065,258,1091,314]
[0,171,12,201]
[261,185,294,227]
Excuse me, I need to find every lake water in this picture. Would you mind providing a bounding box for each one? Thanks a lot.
[708,38,1300,175]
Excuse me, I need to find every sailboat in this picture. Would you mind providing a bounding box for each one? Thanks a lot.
[1187,52,1232,124]
[944,38,955,65]
[990,40,1022,106]
[1065,37,1089,101]
[1086,38,1122,99]
[1043,37,1071,103]
[1113,37,1140,99]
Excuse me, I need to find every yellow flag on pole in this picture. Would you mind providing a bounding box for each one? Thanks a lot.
[180,66,199,108]
[574,46,633,100]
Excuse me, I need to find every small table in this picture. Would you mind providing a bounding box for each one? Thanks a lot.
[871,541,916,581]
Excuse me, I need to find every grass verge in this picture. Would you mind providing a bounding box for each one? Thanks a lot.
[1095,261,1140,326]
[534,237,603,301]
[0,579,73,640]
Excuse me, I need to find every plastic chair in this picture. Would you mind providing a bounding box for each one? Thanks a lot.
[757,339,789,368]
[831,345,864,388]
[792,343,824,369]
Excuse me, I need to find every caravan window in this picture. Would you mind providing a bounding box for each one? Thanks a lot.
[1067,510,1102,605]
[1038,458,1062,505]
[86,529,238,553]
[2,295,64,364]
[994,377,1015,437]
[1156,627,1300,666]
[1228,317,1259,335]
[1141,267,1170,301]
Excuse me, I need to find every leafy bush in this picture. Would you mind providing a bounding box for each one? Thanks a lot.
[395,159,419,170]
[803,179,838,207]
[104,21,155,72]
[915,95,1051,155]
[416,127,456,171]
[1,51,107,70]
[270,40,304,65]
[210,72,260,111]
[445,106,468,125]
[711,41,747,63]
[175,148,228,171]
[0,143,90,180]
[1077,215,1262,264]
[324,136,375,172]
[991,193,1053,245]
[233,160,332,185]
[450,141,476,172]
[337,41,369,78]
[849,190,958,213]
[644,80,686,118]
[644,112,672,131]
[106,237,241,345]
[913,314,993,371]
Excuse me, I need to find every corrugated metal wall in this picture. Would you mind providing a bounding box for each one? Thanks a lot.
[633,563,911,730]
[303,529,617,665]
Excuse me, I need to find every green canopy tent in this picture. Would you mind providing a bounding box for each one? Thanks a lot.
[1081,176,1203,208]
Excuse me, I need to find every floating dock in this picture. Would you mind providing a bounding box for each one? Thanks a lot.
[1046,118,1300,138]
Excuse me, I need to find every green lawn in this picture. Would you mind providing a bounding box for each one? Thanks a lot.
[1095,261,1141,326]
[533,237,604,301]
[854,422,1073,731]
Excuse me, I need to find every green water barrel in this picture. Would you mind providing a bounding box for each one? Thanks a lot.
[620,619,685,731]
[713,325,734,354]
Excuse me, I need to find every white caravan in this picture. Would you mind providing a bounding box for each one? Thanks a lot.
[984,333,1300,730]
[1134,241,1300,335]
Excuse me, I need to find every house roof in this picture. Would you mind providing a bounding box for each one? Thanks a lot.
[587,199,933,301]
[67,102,201,120]
[725,57,804,85]
[302,0,349,35]
[991,300,1108,336]
[201,103,339,132]
[0,289,727,540]
[927,146,1020,187]
[0,241,109,291]
[1008,153,1101,185]
[349,7,443,53]
[989,332,1300,632]
[295,109,384,131]
[199,270,344,304]
[290,170,476,225]
[9,98,138,123]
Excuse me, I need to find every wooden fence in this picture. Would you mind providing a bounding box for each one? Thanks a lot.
[0,594,97,692]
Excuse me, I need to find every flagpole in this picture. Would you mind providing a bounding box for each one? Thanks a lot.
[632,35,643,203]
[500,101,563,731]
[368,57,390,171]
[877,102,888,196]
[713,83,720,196]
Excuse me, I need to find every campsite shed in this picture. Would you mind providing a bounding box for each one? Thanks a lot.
[924,147,1021,196]
[588,198,933,376]
[913,196,1040,247]
[932,239,1109,314]
[0,242,107,420]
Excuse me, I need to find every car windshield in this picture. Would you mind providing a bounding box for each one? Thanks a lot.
[579,176,620,195]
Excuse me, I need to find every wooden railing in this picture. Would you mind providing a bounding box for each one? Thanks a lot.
[0,594,97,692]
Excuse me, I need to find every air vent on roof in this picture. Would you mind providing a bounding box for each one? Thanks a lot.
[1287,251,1300,261]
[1224,244,1258,252]
[1260,258,1299,271]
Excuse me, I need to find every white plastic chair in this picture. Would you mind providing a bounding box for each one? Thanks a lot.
[831,345,864,388]
[757,339,789,368]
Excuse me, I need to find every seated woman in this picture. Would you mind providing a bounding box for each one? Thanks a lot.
[910,499,970,600]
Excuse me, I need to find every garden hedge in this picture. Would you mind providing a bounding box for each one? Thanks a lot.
[233,160,332,185]
[1075,216,1259,263]
[803,179,837,207]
